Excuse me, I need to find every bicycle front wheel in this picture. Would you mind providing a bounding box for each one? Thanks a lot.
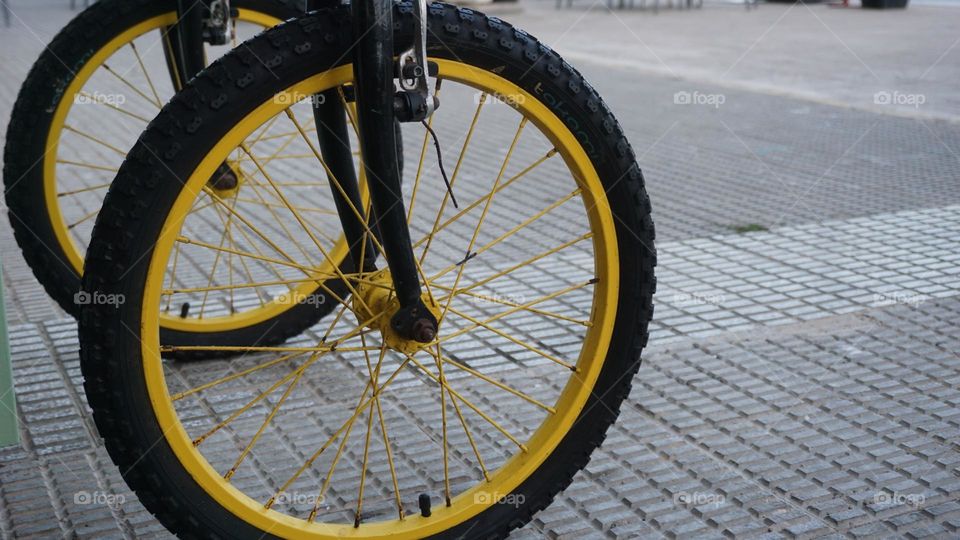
[80,3,656,538]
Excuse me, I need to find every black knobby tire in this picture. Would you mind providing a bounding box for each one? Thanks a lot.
[80,3,656,538]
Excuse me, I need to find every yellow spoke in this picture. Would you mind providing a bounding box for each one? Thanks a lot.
[426,345,489,482]
[428,186,582,288]
[198,191,240,318]
[224,352,320,481]
[129,41,163,106]
[183,219,363,319]
[67,209,99,229]
[411,148,557,251]
[62,125,128,156]
[76,91,151,122]
[432,345,557,412]
[238,153,317,162]
[436,232,593,300]
[56,159,118,173]
[428,283,590,327]
[447,305,574,370]
[214,202,248,310]
[161,343,378,354]
[364,340,404,519]
[102,63,162,108]
[308,382,369,521]
[169,299,384,353]
[189,199,217,213]
[308,390,363,521]
[193,362,304,446]
[227,222,236,311]
[427,117,529,439]
[239,142,373,313]
[255,115,289,147]
[186,189,211,212]
[418,92,487,266]
[164,240,183,313]
[283,110,394,266]
[354,375,378,527]
[226,212,291,289]
[166,302,386,354]
[253,127,317,143]
[161,274,341,295]
[338,87,361,139]
[229,181,341,248]
[436,117,527,328]
[171,350,309,402]
[207,196,276,307]
[436,344,452,506]
[232,197,338,215]
[243,125,301,170]
[267,355,416,509]
[450,384,490,481]
[214,309,360,464]
[176,234,320,277]
[439,280,595,350]
[246,114,283,150]
[236,173,326,269]
[405,354,528,452]
[261,181,330,187]
[318,303,351,344]
[57,181,111,197]
[197,188,321,277]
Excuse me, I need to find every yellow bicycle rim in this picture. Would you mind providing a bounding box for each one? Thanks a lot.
[141,59,620,538]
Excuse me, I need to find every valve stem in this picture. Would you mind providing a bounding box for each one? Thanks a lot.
[418,493,432,517]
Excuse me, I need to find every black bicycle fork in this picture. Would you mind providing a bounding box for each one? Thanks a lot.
[346,0,441,342]
[171,0,440,342]
[167,0,232,89]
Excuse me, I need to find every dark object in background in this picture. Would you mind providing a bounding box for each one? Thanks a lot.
[862,0,908,7]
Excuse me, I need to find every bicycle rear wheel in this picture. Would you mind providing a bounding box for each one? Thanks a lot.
[3,0,350,354]
[80,3,656,538]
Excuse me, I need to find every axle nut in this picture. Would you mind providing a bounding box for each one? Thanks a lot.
[412,318,437,343]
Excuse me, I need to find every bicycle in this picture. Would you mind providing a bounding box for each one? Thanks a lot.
[77,0,656,537]
[3,0,357,354]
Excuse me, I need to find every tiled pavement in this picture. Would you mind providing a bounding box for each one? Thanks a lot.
[3,255,959,538]
[650,205,960,341]
[2,1,960,539]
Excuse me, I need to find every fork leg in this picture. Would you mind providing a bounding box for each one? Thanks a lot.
[312,90,378,274]
[350,0,436,341]
[165,0,208,90]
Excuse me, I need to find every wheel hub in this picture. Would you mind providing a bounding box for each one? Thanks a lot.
[207,160,244,197]
[352,269,440,355]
